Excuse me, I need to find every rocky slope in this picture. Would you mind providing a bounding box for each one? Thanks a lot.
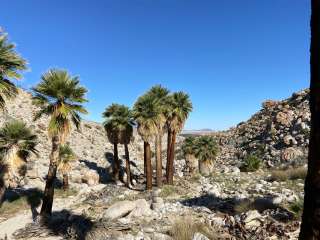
[215,89,310,168]
[0,89,147,189]
[0,88,310,240]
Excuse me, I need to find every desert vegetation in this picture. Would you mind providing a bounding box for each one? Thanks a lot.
[0,2,318,238]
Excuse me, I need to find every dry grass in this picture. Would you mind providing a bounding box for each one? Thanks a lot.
[270,166,307,182]
[0,187,77,218]
[169,217,219,240]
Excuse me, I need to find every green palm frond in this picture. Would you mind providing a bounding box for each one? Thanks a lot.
[145,85,170,132]
[103,103,134,144]
[32,69,88,141]
[0,120,38,161]
[0,33,27,80]
[194,136,218,164]
[58,144,76,174]
[132,93,163,142]
[181,136,197,155]
[165,91,193,132]
[0,32,27,110]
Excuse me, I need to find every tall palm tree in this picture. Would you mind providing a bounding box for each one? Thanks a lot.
[299,1,320,238]
[146,85,169,187]
[194,136,218,176]
[32,69,88,217]
[0,120,38,204]
[103,104,134,187]
[133,94,162,190]
[0,31,27,110]
[58,144,76,191]
[165,92,192,185]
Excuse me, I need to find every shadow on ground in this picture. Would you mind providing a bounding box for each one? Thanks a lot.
[180,194,295,222]
[12,209,94,240]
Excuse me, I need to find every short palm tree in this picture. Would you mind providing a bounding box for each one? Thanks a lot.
[32,69,88,217]
[133,93,162,190]
[181,136,198,175]
[145,85,169,187]
[0,120,38,204]
[194,136,219,176]
[165,92,192,184]
[103,104,134,187]
[58,144,76,191]
[0,31,27,110]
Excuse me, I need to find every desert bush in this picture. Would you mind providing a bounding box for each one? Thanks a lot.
[169,217,218,240]
[241,155,261,172]
[289,199,304,219]
[160,185,177,198]
[270,166,307,182]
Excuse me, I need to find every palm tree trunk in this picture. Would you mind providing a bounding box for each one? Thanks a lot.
[299,1,320,238]
[167,130,177,185]
[0,178,5,207]
[144,141,152,190]
[124,143,131,188]
[166,129,172,183]
[113,142,120,181]
[40,135,59,218]
[155,134,162,187]
[62,174,69,191]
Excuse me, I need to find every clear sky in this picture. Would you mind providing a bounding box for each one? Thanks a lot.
[1,0,310,130]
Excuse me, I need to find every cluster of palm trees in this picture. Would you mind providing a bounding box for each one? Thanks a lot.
[103,85,193,190]
[181,135,219,176]
[0,29,192,220]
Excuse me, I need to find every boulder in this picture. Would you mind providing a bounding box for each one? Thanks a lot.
[103,200,137,220]
[281,147,303,161]
[82,169,100,186]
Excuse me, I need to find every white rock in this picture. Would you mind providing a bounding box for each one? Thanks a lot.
[103,200,137,220]
[244,210,261,223]
[193,232,209,240]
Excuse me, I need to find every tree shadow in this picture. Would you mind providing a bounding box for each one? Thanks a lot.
[2,188,43,221]
[12,209,94,240]
[180,194,295,223]
[79,159,113,184]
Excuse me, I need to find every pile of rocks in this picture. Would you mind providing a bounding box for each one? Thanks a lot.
[215,89,310,167]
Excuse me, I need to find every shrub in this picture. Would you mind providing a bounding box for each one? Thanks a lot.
[160,185,177,198]
[241,155,261,172]
[169,217,218,240]
[289,199,304,219]
[270,166,307,182]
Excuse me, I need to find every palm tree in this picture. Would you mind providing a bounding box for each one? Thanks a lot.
[145,85,169,187]
[58,144,76,191]
[133,93,162,190]
[0,120,38,204]
[103,104,134,187]
[0,31,27,110]
[181,136,198,176]
[194,136,218,176]
[299,1,320,238]
[165,92,192,185]
[32,69,88,217]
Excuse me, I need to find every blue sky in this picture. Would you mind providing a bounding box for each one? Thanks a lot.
[1,0,310,130]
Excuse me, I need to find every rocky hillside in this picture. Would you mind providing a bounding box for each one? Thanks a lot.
[0,89,147,189]
[216,89,310,167]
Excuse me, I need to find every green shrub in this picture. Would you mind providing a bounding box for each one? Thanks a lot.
[241,155,261,172]
[289,199,304,219]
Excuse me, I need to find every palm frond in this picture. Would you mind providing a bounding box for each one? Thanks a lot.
[32,69,88,140]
